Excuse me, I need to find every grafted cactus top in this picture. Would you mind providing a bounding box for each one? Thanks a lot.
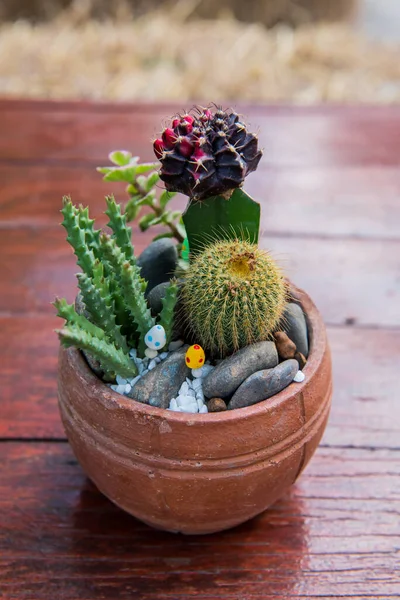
[153,106,263,201]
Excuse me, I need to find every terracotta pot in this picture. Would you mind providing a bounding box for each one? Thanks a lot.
[58,285,332,534]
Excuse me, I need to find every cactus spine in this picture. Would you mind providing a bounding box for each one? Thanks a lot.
[181,239,287,357]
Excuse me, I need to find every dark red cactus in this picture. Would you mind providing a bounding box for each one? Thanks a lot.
[153,106,263,201]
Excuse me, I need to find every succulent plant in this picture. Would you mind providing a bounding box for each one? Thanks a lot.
[54,196,178,380]
[154,106,262,200]
[98,151,185,244]
[153,106,263,256]
[180,239,287,358]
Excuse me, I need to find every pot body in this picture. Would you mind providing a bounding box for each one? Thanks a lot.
[58,286,332,534]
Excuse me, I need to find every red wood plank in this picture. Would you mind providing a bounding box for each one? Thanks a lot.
[0,442,398,599]
[2,164,400,240]
[2,226,399,327]
[1,101,400,167]
[1,318,399,448]
[262,236,400,328]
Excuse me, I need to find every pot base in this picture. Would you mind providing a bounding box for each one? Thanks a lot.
[58,285,332,534]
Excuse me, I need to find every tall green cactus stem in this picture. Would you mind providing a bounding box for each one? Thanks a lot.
[182,188,260,256]
[77,265,129,353]
[120,262,155,357]
[158,279,179,346]
[100,233,155,356]
[57,326,138,379]
[78,205,101,257]
[105,196,135,263]
[53,298,106,340]
[61,197,96,277]
[181,239,287,358]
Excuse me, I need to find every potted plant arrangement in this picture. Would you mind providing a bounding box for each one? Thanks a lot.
[56,106,332,534]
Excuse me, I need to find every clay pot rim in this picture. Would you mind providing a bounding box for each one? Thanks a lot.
[65,284,325,423]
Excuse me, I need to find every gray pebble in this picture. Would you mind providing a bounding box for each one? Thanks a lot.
[127,347,190,408]
[229,359,299,410]
[202,341,278,399]
[137,238,178,294]
[281,302,309,358]
[168,340,184,352]
[147,281,170,315]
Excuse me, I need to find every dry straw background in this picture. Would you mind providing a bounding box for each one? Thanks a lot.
[0,0,399,103]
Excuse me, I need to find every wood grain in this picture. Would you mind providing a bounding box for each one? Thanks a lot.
[0,442,399,599]
[1,102,400,167]
[2,226,399,327]
[2,164,400,240]
[1,100,399,598]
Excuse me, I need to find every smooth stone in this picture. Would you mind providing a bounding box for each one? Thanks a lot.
[168,340,184,352]
[137,238,178,294]
[202,341,278,399]
[176,395,195,407]
[127,347,190,408]
[192,367,204,378]
[294,351,307,370]
[293,370,306,383]
[274,331,297,360]
[196,397,205,410]
[147,281,170,315]
[82,350,105,380]
[182,403,199,414]
[179,381,190,395]
[208,398,228,412]
[192,378,203,391]
[199,405,208,413]
[282,302,309,358]
[229,359,299,410]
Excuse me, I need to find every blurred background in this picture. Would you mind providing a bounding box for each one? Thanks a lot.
[0,0,399,103]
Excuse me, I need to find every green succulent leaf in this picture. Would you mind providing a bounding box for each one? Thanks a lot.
[152,232,174,241]
[105,196,135,263]
[138,213,155,231]
[159,190,176,209]
[108,150,133,166]
[145,172,160,190]
[182,188,260,255]
[125,200,142,221]
[57,325,137,379]
[134,163,159,175]
[158,279,179,346]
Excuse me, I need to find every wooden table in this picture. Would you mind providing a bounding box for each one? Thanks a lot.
[1,100,399,599]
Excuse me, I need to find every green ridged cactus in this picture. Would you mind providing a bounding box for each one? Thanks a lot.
[181,239,287,358]
[55,195,179,379]
[158,279,179,346]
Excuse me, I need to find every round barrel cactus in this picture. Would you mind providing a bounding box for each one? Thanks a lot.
[180,239,287,357]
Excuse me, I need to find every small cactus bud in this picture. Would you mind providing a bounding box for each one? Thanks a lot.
[153,138,164,159]
[162,128,176,149]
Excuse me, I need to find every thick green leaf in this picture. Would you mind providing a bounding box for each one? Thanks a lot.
[108,150,132,166]
[138,213,154,231]
[159,190,176,209]
[145,172,160,190]
[125,200,142,221]
[101,166,137,183]
[182,188,260,255]
[152,232,174,241]
[135,163,159,174]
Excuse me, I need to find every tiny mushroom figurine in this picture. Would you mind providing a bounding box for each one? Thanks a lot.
[144,324,167,358]
[185,344,205,370]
